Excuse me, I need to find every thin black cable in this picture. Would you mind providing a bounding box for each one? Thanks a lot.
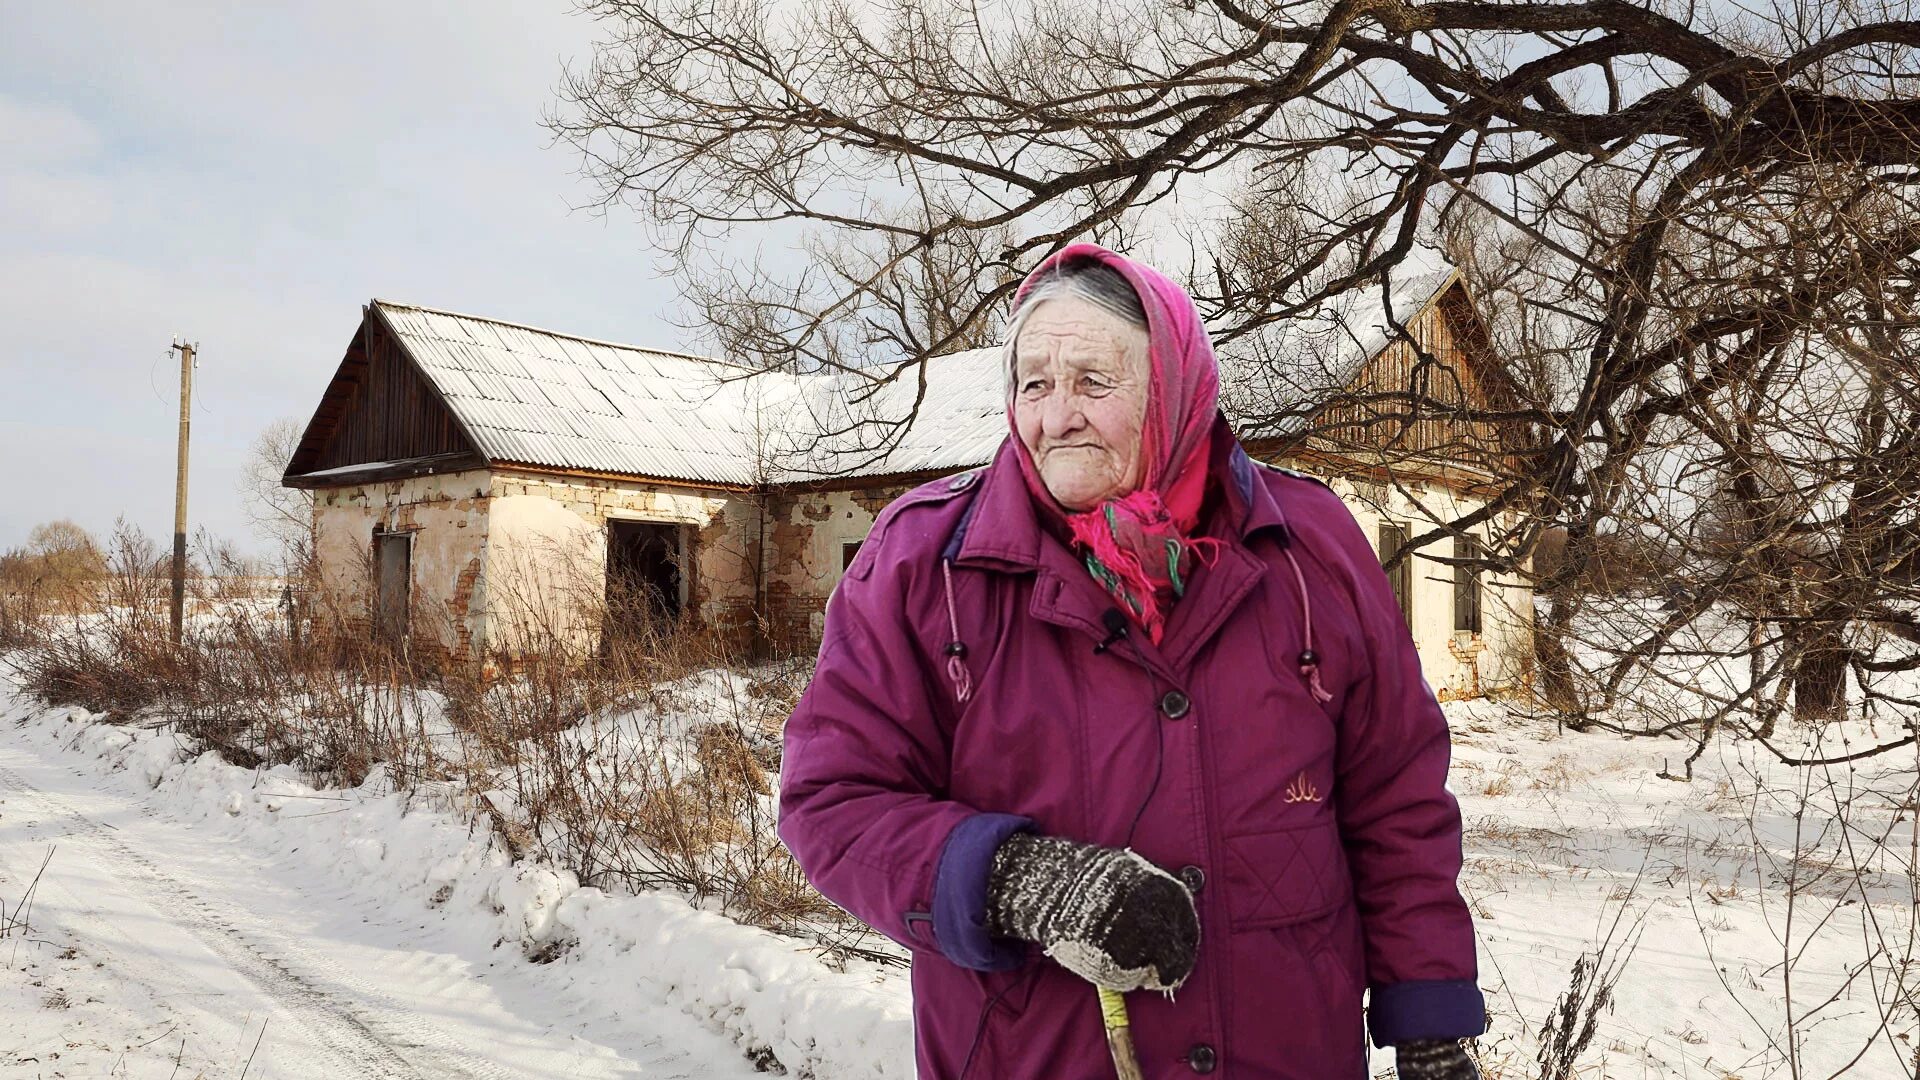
[148,348,168,408]
[958,966,1036,1079]
[1124,667,1168,850]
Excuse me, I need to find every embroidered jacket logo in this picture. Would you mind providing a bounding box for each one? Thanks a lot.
[1284,771,1322,804]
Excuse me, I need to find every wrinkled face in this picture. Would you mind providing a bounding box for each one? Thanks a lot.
[1011,296,1151,511]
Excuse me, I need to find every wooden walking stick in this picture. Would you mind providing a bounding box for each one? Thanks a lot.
[1097,987,1145,1080]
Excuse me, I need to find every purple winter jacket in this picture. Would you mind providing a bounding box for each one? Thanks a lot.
[778,420,1484,1079]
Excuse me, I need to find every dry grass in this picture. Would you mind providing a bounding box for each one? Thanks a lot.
[8,525,1719,1068]
[1,521,890,966]
[1529,757,1580,793]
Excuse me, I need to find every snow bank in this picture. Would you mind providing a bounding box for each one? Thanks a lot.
[1,685,915,1079]
[13,658,1912,1077]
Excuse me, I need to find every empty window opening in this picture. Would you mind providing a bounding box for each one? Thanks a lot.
[1454,534,1483,634]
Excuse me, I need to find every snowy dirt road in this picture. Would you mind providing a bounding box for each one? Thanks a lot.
[0,735,769,1080]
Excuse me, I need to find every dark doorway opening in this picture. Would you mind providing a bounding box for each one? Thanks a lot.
[606,520,685,645]
[375,530,411,643]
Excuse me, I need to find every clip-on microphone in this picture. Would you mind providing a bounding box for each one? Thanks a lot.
[1093,608,1130,654]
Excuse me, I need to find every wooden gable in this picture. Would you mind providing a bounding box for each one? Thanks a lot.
[284,307,484,488]
[1283,277,1522,489]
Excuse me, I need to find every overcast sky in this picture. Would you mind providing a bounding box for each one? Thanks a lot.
[0,3,694,554]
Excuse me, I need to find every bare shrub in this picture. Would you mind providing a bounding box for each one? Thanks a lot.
[0,579,49,651]
[0,521,108,649]
[438,536,867,949]
[1535,948,1629,1080]
[17,520,178,720]
[4,524,888,965]
[1676,735,1920,1079]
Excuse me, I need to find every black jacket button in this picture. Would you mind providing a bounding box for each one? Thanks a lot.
[1187,1044,1217,1073]
[1180,865,1205,894]
[1160,690,1191,719]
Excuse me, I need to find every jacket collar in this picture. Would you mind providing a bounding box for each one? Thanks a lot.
[1215,417,1292,546]
[950,417,1296,676]
[951,439,1047,572]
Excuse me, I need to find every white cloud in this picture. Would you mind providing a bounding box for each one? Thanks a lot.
[0,3,699,552]
[0,97,103,165]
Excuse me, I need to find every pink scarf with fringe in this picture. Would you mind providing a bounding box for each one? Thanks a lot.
[1008,243,1222,645]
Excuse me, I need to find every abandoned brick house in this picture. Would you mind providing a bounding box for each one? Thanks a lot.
[283,250,1533,699]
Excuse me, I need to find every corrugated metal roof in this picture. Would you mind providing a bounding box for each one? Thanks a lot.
[773,347,1010,481]
[374,301,804,486]
[370,254,1456,487]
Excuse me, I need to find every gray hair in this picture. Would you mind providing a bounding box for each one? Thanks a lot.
[1003,257,1150,387]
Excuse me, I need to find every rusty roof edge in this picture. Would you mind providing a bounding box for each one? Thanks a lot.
[346,259,1468,490]
[489,460,758,493]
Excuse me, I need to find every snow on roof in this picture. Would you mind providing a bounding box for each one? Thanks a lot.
[369,252,1457,487]
[1220,248,1459,440]
[772,347,1011,481]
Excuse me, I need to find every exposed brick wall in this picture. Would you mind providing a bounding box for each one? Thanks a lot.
[309,461,932,660]
[312,468,760,663]
[306,461,1531,699]
[760,482,912,653]
[692,504,758,649]
[312,469,493,661]
[449,554,483,658]
[484,470,752,656]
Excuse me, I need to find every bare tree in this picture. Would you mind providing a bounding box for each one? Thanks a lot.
[551,0,1920,760]
[240,417,315,563]
[24,520,104,574]
[0,519,106,608]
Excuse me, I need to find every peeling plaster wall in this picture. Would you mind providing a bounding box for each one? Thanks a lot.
[763,469,1533,699]
[308,461,1531,696]
[481,488,603,654]
[312,469,493,659]
[311,469,759,660]
[1292,466,1535,700]
[763,485,904,649]
[484,471,754,652]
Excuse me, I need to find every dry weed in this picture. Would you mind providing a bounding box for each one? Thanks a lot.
[3,525,892,966]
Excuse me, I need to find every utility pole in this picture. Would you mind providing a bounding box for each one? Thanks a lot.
[170,338,195,647]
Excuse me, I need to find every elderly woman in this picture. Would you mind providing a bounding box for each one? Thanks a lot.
[778,243,1484,1079]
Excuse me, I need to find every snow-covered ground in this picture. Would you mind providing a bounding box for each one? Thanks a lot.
[2,663,1913,1078]
[0,682,909,1080]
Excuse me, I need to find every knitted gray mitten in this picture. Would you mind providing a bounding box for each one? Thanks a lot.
[1395,1040,1480,1079]
[985,833,1198,992]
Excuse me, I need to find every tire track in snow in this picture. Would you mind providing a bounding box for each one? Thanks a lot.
[0,756,521,1080]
